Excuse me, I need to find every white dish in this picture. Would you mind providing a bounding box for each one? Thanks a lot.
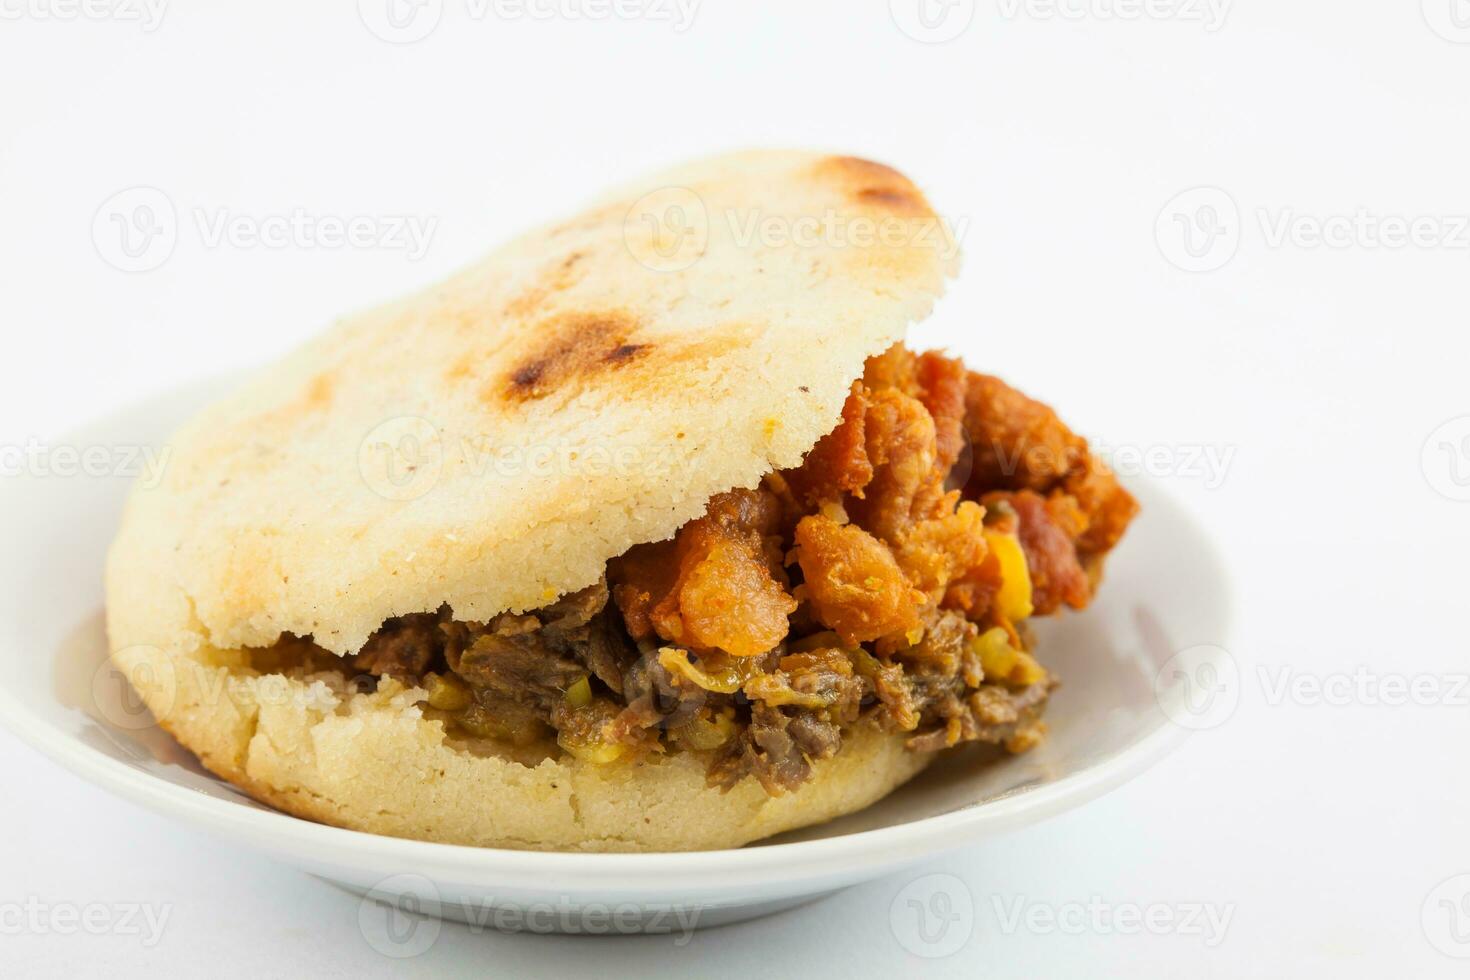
[0,376,1232,935]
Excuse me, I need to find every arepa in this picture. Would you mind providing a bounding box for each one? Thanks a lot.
[106,150,1135,851]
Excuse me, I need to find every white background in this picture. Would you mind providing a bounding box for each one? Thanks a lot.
[2,1,1468,976]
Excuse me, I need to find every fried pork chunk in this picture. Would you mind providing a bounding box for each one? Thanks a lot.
[256,345,1138,794]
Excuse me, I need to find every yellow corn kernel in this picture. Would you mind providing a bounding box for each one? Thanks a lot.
[1006,721,1047,753]
[972,627,1048,687]
[818,498,850,524]
[1010,650,1048,687]
[847,646,884,678]
[558,734,627,764]
[983,529,1035,622]
[564,675,592,708]
[424,672,472,712]
[974,627,1018,679]
[671,710,737,751]
[458,706,507,739]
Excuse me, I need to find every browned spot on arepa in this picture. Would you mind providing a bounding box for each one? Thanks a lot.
[817,155,934,217]
[499,310,651,403]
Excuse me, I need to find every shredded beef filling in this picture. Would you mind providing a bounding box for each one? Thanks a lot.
[253,344,1138,795]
